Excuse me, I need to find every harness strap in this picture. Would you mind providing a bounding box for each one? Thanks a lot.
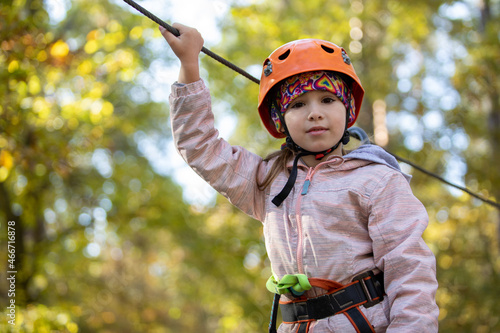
[268,293,280,333]
[296,321,311,333]
[269,272,384,333]
[344,307,375,333]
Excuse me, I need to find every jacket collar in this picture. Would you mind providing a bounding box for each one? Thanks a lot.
[286,154,346,170]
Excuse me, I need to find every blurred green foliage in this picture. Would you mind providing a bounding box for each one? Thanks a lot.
[0,0,499,332]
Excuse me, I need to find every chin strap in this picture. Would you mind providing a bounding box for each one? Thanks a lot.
[271,132,349,207]
[270,98,351,207]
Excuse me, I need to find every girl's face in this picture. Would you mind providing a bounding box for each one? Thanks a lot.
[283,90,346,156]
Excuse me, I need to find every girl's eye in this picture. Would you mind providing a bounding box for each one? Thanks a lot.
[290,101,305,109]
[322,97,336,104]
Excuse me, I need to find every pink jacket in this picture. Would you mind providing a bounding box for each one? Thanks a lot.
[169,80,439,332]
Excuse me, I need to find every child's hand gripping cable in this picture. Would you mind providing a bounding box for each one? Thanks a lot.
[159,23,203,84]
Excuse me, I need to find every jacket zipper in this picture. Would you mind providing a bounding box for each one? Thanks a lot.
[294,158,343,274]
[295,167,314,274]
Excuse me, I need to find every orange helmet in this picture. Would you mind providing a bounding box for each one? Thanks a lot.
[258,39,365,138]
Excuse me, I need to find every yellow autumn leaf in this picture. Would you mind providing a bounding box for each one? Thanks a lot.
[37,50,48,62]
[129,26,143,40]
[101,101,114,116]
[84,40,99,54]
[78,60,93,75]
[8,60,19,73]
[28,75,41,95]
[0,167,8,182]
[0,150,14,170]
[50,40,69,58]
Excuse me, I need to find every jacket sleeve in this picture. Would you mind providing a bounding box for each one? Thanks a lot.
[169,79,267,222]
[368,171,439,332]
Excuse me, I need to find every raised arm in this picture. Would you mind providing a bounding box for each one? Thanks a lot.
[162,24,268,222]
[159,23,203,84]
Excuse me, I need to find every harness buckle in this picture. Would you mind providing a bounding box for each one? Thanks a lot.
[352,271,384,308]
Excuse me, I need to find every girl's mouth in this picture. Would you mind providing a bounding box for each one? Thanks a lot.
[307,127,328,135]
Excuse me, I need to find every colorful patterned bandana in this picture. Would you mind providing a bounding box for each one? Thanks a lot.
[270,71,356,134]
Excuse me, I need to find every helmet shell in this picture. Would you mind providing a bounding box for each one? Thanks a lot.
[258,39,365,138]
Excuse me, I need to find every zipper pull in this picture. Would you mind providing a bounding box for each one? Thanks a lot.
[302,168,314,195]
[301,179,310,195]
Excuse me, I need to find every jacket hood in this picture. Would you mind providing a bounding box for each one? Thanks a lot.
[344,144,411,183]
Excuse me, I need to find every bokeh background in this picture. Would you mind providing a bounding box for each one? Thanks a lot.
[1,0,499,331]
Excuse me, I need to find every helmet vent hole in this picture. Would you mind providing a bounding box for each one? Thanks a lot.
[278,49,291,60]
[321,45,334,53]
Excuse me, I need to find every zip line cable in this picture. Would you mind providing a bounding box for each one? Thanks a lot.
[347,129,500,210]
[123,0,500,211]
[122,0,260,84]
[387,152,500,210]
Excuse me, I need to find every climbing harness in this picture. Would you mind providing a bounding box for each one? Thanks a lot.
[123,0,499,209]
[267,271,385,333]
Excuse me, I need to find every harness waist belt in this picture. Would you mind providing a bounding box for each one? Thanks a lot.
[280,271,385,324]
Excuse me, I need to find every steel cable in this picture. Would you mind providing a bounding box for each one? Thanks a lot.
[123,0,260,84]
[387,152,500,209]
[123,0,499,210]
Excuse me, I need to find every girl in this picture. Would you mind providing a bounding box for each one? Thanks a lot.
[160,23,439,333]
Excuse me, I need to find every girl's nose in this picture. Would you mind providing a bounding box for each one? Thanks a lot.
[308,108,324,121]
